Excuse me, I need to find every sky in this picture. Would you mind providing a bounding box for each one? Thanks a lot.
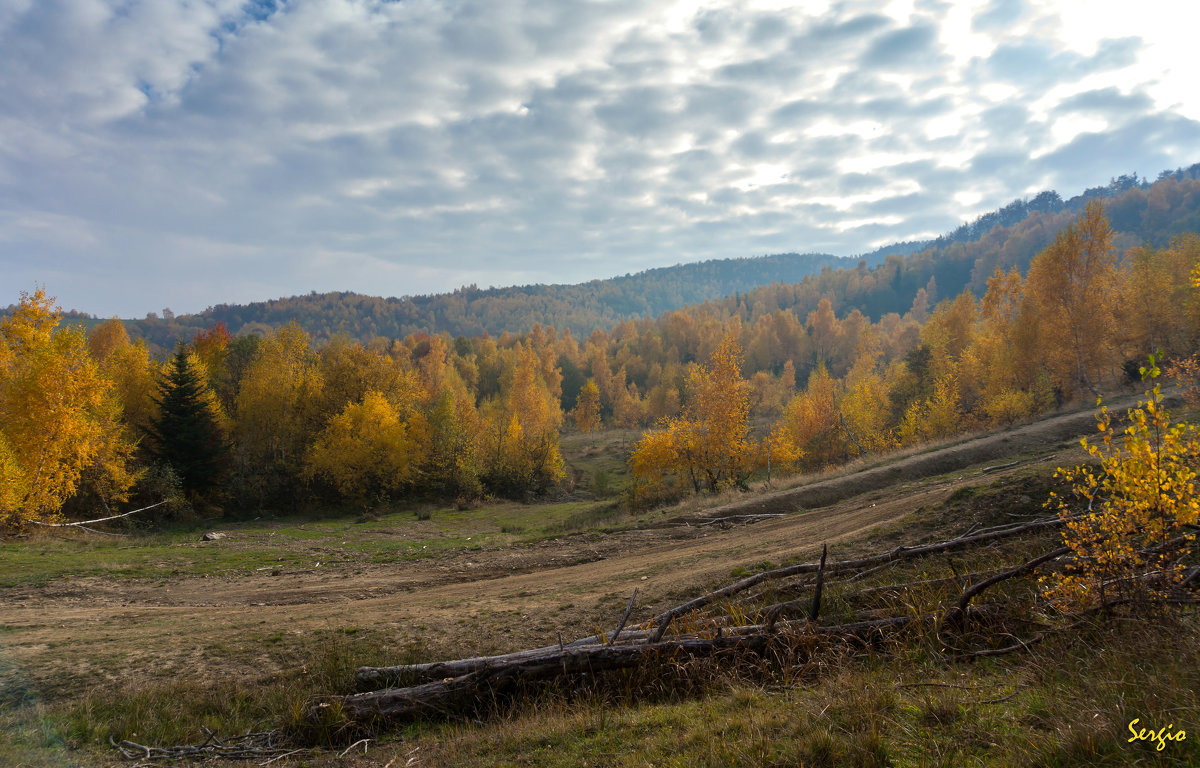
[3,0,1200,318]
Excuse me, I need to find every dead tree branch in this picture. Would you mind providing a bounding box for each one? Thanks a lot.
[608,589,638,645]
[33,500,168,529]
[698,514,785,526]
[645,515,1074,636]
[945,546,1071,623]
[110,730,288,761]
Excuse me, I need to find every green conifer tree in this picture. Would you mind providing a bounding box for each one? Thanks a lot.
[148,347,229,498]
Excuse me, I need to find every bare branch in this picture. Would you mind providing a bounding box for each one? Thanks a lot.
[946,546,1071,622]
[32,499,168,528]
[646,514,1075,632]
[608,589,638,646]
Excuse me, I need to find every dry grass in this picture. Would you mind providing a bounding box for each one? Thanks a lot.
[390,611,1198,768]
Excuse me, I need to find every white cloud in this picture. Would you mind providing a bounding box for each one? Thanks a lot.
[1,0,1199,317]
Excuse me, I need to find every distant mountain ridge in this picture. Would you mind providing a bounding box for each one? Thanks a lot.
[96,252,853,349]
[26,161,1200,350]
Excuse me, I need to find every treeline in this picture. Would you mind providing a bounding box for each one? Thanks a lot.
[4,197,1200,527]
[690,166,1200,328]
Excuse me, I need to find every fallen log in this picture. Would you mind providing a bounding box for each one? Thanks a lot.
[357,612,923,688]
[31,499,168,529]
[945,545,1071,623]
[698,514,786,526]
[981,461,1020,473]
[346,615,922,721]
[357,637,610,689]
[645,514,1074,637]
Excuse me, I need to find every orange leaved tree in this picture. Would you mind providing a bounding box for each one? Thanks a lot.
[0,290,137,529]
[1025,200,1118,400]
[630,334,758,502]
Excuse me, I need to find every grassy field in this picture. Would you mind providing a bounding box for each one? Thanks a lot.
[0,497,639,589]
[2,414,1198,767]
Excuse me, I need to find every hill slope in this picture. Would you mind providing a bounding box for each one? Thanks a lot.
[699,163,1200,325]
[27,162,1200,350]
[105,251,851,350]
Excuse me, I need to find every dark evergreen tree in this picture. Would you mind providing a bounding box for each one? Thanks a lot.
[557,353,586,412]
[148,347,229,498]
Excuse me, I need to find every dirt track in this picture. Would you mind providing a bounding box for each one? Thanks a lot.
[0,397,1139,693]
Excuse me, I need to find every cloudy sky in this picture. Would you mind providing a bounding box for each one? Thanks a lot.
[3,0,1199,317]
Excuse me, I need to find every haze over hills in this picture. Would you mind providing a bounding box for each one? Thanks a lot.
[27,162,1200,351]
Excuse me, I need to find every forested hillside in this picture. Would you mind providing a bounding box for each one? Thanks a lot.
[699,164,1200,327]
[102,252,853,350]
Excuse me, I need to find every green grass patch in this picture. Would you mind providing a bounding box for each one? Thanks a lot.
[0,496,630,588]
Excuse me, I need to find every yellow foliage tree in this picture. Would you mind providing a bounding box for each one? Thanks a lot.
[572,378,602,433]
[0,290,137,528]
[86,317,161,438]
[628,418,693,502]
[482,343,565,496]
[408,387,481,499]
[235,324,324,468]
[409,336,482,498]
[318,335,416,421]
[87,317,131,362]
[979,387,1037,427]
[922,291,977,368]
[897,371,964,445]
[778,364,843,469]
[190,322,232,389]
[630,335,755,499]
[106,339,162,438]
[305,391,418,499]
[1043,364,1199,610]
[760,421,802,481]
[612,381,646,429]
[1119,245,1183,357]
[1026,200,1118,399]
[840,357,895,454]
